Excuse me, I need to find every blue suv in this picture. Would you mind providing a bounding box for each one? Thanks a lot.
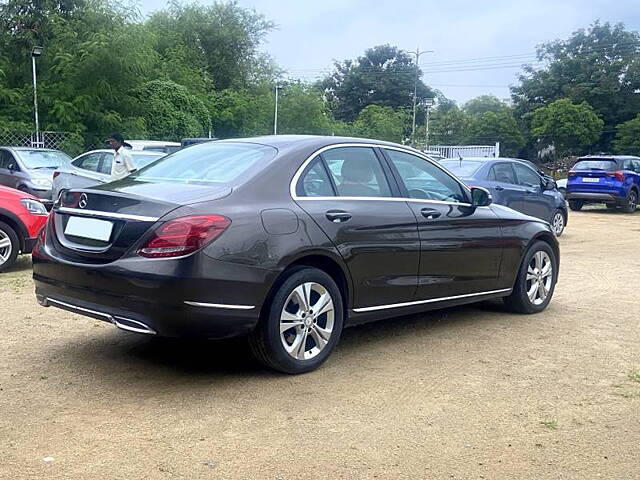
[566,156,640,213]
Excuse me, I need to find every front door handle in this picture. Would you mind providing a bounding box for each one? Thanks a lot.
[420,208,442,220]
[494,185,505,191]
[325,210,352,223]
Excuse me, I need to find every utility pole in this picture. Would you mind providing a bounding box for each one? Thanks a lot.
[424,97,435,151]
[273,83,281,135]
[31,46,43,145]
[407,47,434,145]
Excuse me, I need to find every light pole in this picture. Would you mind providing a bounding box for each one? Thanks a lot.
[424,97,435,151]
[407,47,434,144]
[31,46,43,144]
[273,83,282,135]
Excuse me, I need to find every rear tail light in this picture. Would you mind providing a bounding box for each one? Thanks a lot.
[607,170,625,182]
[567,170,576,178]
[137,215,231,258]
[53,171,61,179]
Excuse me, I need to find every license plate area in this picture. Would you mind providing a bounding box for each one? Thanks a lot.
[64,216,114,242]
[582,177,600,183]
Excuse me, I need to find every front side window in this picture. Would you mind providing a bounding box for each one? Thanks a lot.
[297,158,335,197]
[513,163,542,188]
[385,149,467,203]
[323,147,391,197]
[490,163,517,184]
[130,142,277,186]
[0,150,14,169]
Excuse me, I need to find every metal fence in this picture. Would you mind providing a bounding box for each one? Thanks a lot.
[429,142,500,158]
[0,131,72,150]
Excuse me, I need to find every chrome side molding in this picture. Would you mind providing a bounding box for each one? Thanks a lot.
[184,301,255,310]
[352,288,512,313]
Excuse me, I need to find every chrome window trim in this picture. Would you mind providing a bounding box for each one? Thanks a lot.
[56,207,159,222]
[184,301,255,310]
[352,288,512,313]
[290,142,472,206]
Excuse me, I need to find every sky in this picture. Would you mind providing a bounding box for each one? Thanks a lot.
[138,0,640,104]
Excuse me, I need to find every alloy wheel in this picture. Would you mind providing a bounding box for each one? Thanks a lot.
[280,282,335,361]
[526,251,553,306]
[0,230,13,266]
[551,212,564,236]
[629,191,637,211]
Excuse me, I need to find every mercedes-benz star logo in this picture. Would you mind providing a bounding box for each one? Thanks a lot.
[78,193,88,209]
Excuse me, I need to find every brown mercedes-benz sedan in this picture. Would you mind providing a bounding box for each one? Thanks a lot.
[33,136,559,373]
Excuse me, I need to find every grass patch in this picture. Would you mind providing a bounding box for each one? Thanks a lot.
[628,370,640,383]
[540,420,558,430]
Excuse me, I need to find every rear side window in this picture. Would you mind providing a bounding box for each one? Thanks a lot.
[131,142,278,186]
[73,152,103,172]
[297,158,335,197]
[322,147,391,197]
[573,159,618,171]
[489,163,517,184]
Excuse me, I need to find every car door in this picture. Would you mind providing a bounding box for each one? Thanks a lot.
[381,147,503,299]
[66,152,107,189]
[97,152,115,181]
[293,146,420,310]
[512,162,553,221]
[0,149,20,189]
[486,162,526,212]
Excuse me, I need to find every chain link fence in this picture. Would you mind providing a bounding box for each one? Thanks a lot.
[0,130,87,156]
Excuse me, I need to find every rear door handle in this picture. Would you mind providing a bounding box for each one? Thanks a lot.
[420,208,442,220]
[325,210,352,223]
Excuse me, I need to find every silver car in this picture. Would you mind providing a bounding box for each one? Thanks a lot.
[0,147,72,202]
[52,149,165,200]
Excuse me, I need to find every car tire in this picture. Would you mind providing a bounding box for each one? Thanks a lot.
[503,240,557,314]
[621,189,638,214]
[0,221,20,273]
[249,267,344,374]
[568,200,583,211]
[550,209,565,237]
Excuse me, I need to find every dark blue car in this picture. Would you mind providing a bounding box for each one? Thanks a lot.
[441,158,568,236]
[565,155,640,213]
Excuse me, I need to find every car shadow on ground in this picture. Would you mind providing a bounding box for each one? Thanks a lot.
[49,299,512,380]
[2,254,32,274]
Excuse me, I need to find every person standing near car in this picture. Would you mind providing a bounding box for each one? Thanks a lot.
[107,132,135,181]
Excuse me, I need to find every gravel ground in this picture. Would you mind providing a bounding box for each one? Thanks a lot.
[1,207,639,479]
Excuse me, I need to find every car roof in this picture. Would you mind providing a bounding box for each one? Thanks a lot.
[216,135,416,152]
[577,155,640,160]
[2,146,62,152]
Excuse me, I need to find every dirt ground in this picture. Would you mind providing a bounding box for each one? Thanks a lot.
[1,207,639,480]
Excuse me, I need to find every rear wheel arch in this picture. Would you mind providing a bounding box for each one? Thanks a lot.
[260,254,351,322]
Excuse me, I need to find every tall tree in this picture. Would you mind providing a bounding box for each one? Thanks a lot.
[531,98,604,159]
[351,105,408,143]
[512,21,640,150]
[320,44,432,122]
[612,115,640,156]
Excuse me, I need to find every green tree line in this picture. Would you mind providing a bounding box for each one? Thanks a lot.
[1,1,639,160]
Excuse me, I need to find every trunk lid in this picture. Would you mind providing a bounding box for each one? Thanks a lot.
[49,180,231,263]
[567,158,621,193]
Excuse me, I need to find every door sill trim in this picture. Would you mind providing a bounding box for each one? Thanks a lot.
[352,288,512,313]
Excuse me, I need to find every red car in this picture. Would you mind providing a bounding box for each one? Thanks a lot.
[0,185,49,271]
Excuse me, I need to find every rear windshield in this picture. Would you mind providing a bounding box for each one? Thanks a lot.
[440,160,483,177]
[16,150,71,169]
[130,142,278,185]
[573,159,618,170]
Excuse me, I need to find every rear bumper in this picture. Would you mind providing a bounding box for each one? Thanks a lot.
[32,246,279,339]
[566,192,621,202]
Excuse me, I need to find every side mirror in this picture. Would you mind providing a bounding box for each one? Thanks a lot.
[471,187,492,207]
[7,162,17,172]
[544,178,557,190]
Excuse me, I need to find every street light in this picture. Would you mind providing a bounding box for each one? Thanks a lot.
[423,96,435,151]
[31,46,43,143]
[406,47,434,144]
